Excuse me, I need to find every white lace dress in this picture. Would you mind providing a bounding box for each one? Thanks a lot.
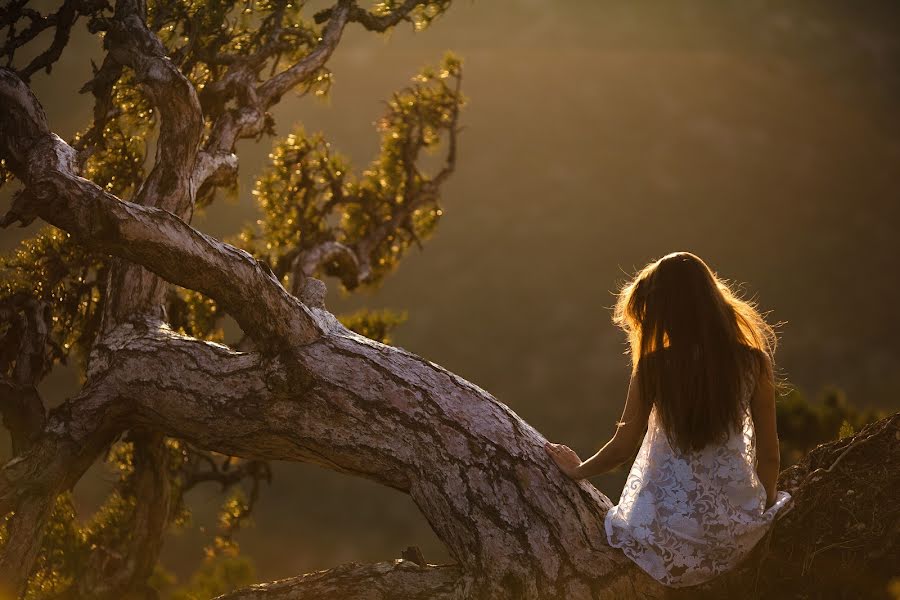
[604,366,793,587]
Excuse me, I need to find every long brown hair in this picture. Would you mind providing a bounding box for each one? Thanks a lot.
[613,252,778,453]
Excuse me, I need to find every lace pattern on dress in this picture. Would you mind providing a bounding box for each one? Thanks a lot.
[604,360,793,587]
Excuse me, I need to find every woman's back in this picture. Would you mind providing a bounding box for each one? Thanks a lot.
[604,357,792,587]
[546,253,793,586]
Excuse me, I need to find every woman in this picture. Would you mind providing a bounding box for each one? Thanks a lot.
[545,251,792,588]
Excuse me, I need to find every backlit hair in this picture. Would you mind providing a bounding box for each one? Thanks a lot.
[613,252,778,453]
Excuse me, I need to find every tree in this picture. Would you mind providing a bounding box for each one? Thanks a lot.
[0,1,897,599]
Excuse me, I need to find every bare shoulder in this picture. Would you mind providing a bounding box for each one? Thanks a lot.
[738,345,771,385]
[751,347,773,382]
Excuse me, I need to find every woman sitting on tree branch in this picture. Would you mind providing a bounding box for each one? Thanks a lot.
[546,251,792,588]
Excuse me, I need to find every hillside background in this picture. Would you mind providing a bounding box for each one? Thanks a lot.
[1,0,898,586]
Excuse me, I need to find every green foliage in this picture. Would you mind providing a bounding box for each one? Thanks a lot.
[838,419,855,440]
[0,76,154,377]
[0,72,152,383]
[75,73,152,199]
[341,52,462,284]
[776,385,888,465]
[338,307,408,344]
[150,487,258,600]
[148,0,333,112]
[21,443,136,598]
[167,286,226,343]
[11,438,257,598]
[241,53,464,289]
[212,488,252,555]
[21,494,81,599]
[0,158,11,190]
[243,127,349,257]
[165,553,256,600]
[0,226,106,377]
[375,0,453,32]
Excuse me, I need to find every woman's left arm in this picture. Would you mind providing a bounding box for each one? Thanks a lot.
[545,373,650,480]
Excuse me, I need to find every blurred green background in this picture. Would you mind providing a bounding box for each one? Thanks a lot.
[2,0,899,590]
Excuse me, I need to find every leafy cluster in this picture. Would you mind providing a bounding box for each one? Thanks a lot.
[345,53,461,279]
[341,53,462,278]
[18,437,262,599]
[243,128,348,259]
[0,226,106,376]
[161,552,256,600]
[15,495,80,598]
[148,0,333,118]
[75,74,153,200]
[0,158,10,190]
[239,52,464,289]
[374,0,452,32]
[19,438,182,598]
[776,386,888,466]
[167,286,226,343]
[152,485,258,600]
[170,50,464,346]
[338,307,409,344]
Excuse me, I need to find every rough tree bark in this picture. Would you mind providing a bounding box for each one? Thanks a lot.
[0,2,897,599]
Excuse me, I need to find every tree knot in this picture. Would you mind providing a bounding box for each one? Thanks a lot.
[299,277,327,309]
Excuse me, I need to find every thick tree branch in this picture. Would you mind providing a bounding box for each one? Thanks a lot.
[88,0,206,332]
[214,560,466,600]
[0,308,635,597]
[82,314,634,596]
[70,314,900,598]
[194,0,353,192]
[0,381,121,597]
[0,67,321,350]
[99,0,203,212]
[0,61,639,588]
[0,319,269,595]
[1,5,209,586]
[257,0,352,106]
[289,241,360,296]
[314,0,431,32]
